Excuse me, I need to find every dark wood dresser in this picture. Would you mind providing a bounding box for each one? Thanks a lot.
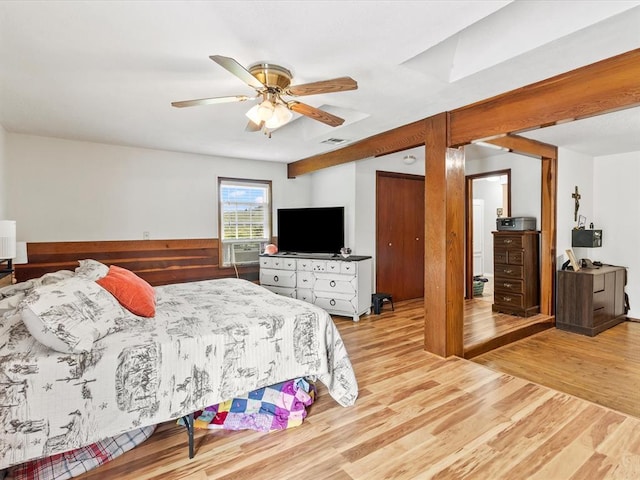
[492,231,540,317]
[556,265,627,336]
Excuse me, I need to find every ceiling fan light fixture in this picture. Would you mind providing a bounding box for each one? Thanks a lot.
[245,104,263,125]
[257,99,275,121]
[265,103,293,129]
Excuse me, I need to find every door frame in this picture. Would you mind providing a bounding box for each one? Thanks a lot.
[464,168,511,299]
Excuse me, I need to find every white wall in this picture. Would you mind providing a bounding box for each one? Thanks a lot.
[309,162,356,249]
[6,133,312,242]
[556,148,595,267]
[318,149,541,288]
[593,151,640,319]
[465,151,542,226]
[353,153,425,259]
[0,125,6,218]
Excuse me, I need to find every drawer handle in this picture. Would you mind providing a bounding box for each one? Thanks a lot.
[330,280,336,288]
[330,299,336,306]
[302,278,308,283]
[503,269,513,274]
[502,296,512,302]
[503,239,513,244]
[503,283,512,288]
[274,275,279,283]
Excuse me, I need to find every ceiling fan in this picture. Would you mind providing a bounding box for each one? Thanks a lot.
[172,55,358,134]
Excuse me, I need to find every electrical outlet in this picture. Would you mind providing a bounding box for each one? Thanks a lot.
[143,231,150,240]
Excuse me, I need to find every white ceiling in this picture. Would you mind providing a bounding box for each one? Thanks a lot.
[1,1,639,164]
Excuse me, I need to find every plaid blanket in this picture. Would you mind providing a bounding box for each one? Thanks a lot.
[1,426,155,480]
[182,378,316,432]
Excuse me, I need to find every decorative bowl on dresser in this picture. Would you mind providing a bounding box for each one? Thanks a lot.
[492,231,540,317]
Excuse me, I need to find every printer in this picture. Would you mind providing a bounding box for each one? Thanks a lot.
[496,217,536,231]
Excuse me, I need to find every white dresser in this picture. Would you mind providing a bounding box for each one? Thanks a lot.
[259,254,372,322]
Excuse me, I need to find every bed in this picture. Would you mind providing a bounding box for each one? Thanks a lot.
[0,261,358,470]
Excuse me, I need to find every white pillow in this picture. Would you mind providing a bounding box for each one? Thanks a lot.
[75,259,109,281]
[21,276,129,353]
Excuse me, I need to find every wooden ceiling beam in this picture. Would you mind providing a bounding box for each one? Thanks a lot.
[449,48,640,147]
[287,119,426,178]
[482,134,558,159]
[287,48,639,176]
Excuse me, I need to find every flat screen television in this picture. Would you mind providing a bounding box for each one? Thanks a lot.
[277,206,344,255]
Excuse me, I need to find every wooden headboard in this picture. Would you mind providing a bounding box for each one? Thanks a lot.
[14,238,259,286]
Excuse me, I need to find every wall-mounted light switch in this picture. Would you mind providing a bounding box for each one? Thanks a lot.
[143,231,150,240]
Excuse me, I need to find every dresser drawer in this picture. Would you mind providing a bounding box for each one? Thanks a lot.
[296,288,314,303]
[296,259,313,271]
[265,285,296,298]
[507,250,524,265]
[494,250,524,265]
[314,291,357,314]
[312,260,327,272]
[593,289,607,311]
[314,274,357,295]
[494,292,525,309]
[297,271,315,289]
[325,261,341,273]
[494,250,508,264]
[494,279,524,294]
[260,256,275,268]
[593,274,605,292]
[340,262,357,275]
[260,256,296,270]
[259,268,297,288]
[494,264,523,279]
[494,235,523,249]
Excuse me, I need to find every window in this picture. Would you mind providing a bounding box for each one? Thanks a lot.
[218,177,271,267]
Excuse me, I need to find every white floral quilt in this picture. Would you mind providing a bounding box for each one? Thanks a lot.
[0,277,358,469]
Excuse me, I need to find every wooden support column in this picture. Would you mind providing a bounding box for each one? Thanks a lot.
[424,113,464,357]
[540,155,558,315]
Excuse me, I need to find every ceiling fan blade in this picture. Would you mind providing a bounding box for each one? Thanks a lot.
[285,77,357,96]
[288,101,345,127]
[210,55,265,90]
[171,95,252,108]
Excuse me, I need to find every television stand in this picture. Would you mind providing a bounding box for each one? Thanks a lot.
[259,253,372,321]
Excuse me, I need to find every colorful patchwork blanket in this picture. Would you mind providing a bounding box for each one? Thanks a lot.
[182,378,316,432]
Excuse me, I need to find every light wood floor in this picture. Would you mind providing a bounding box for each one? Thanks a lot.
[463,298,553,358]
[474,320,640,418]
[75,299,640,479]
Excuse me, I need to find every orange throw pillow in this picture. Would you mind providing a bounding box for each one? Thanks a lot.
[96,265,156,317]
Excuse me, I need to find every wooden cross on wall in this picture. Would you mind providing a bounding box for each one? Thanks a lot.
[572,186,581,222]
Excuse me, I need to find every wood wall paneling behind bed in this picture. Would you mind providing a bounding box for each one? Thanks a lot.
[14,239,259,286]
